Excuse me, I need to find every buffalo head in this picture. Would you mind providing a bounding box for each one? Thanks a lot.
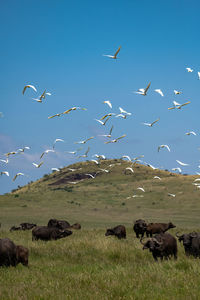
[105,229,114,236]
[140,237,162,252]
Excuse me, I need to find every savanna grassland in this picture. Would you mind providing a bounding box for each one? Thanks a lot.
[1,160,200,299]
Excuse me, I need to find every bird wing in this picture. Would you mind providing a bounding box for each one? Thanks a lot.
[114,46,121,58]
[39,89,46,100]
[164,145,170,152]
[86,136,94,142]
[176,160,189,166]
[109,125,114,136]
[63,108,72,114]
[85,147,90,156]
[116,134,126,141]
[40,152,45,159]
[12,174,18,181]
[48,113,61,119]
[103,116,111,125]
[178,101,191,108]
[22,85,37,95]
[144,82,151,94]
[151,118,160,126]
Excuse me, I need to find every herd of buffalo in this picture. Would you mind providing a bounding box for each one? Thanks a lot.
[0,218,199,267]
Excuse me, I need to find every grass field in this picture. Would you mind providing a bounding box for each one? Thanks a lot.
[1,160,200,299]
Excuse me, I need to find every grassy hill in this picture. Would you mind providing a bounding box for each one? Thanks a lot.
[1,160,200,299]
[1,159,200,229]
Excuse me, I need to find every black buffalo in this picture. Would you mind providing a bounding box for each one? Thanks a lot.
[10,226,22,232]
[176,232,200,257]
[146,222,176,237]
[20,223,37,230]
[47,219,70,229]
[140,232,177,261]
[105,225,126,239]
[0,238,29,267]
[133,219,147,238]
[32,226,72,241]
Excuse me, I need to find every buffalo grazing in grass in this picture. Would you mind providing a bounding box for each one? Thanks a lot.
[105,225,126,239]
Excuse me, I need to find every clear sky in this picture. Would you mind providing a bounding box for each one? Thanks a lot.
[1,0,200,194]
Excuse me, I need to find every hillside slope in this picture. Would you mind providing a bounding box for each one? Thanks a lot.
[1,159,200,229]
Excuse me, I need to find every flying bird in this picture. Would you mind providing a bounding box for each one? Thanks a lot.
[51,168,60,172]
[158,144,170,152]
[12,173,25,181]
[125,167,134,173]
[103,100,112,109]
[0,171,9,177]
[186,67,193,72]
[85,173,96,179]
[93,154,106,159]
[103,46,121,59]
[168,193,176,197]
[122,155,131,161]
[154,89,164,97]
[40,149,55,159]
[176,160,189,166]
[22,84,37,95]
[137,187,145,192]
[99,168,109,173]
[154,176,161,180]
[119,107,131,116]
[104,134,126,144]
[198,72,200,80]
[172,167,182,173]
[75,137,94,144]
[142,118,160,127]
[0,158,9,164]
[91,159,99,165]
[185,131,197,136]
[53,138,64,149]
[134,82,151,96]
[32,162,44,168]
[174,90,182,95]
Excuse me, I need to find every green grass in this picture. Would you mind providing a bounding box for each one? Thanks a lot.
[0,228,200,300]
[1,160,200,299]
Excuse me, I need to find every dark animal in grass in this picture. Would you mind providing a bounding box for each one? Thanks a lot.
[133,219,147,238]
[47,219,71,229]
[176,232,200,258]
[10,226,22,232]
[146,222,176,237]
[140,232,177,261]
[105,225,126,239]
[32,226,72,241]
[70,223,81,230]
[20,223,37,230]
[0,238,29,267]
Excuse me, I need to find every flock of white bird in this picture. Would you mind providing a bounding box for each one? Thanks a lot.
[1,46,200,197]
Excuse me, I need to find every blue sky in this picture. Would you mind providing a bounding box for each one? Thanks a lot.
[1,0,200,194]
